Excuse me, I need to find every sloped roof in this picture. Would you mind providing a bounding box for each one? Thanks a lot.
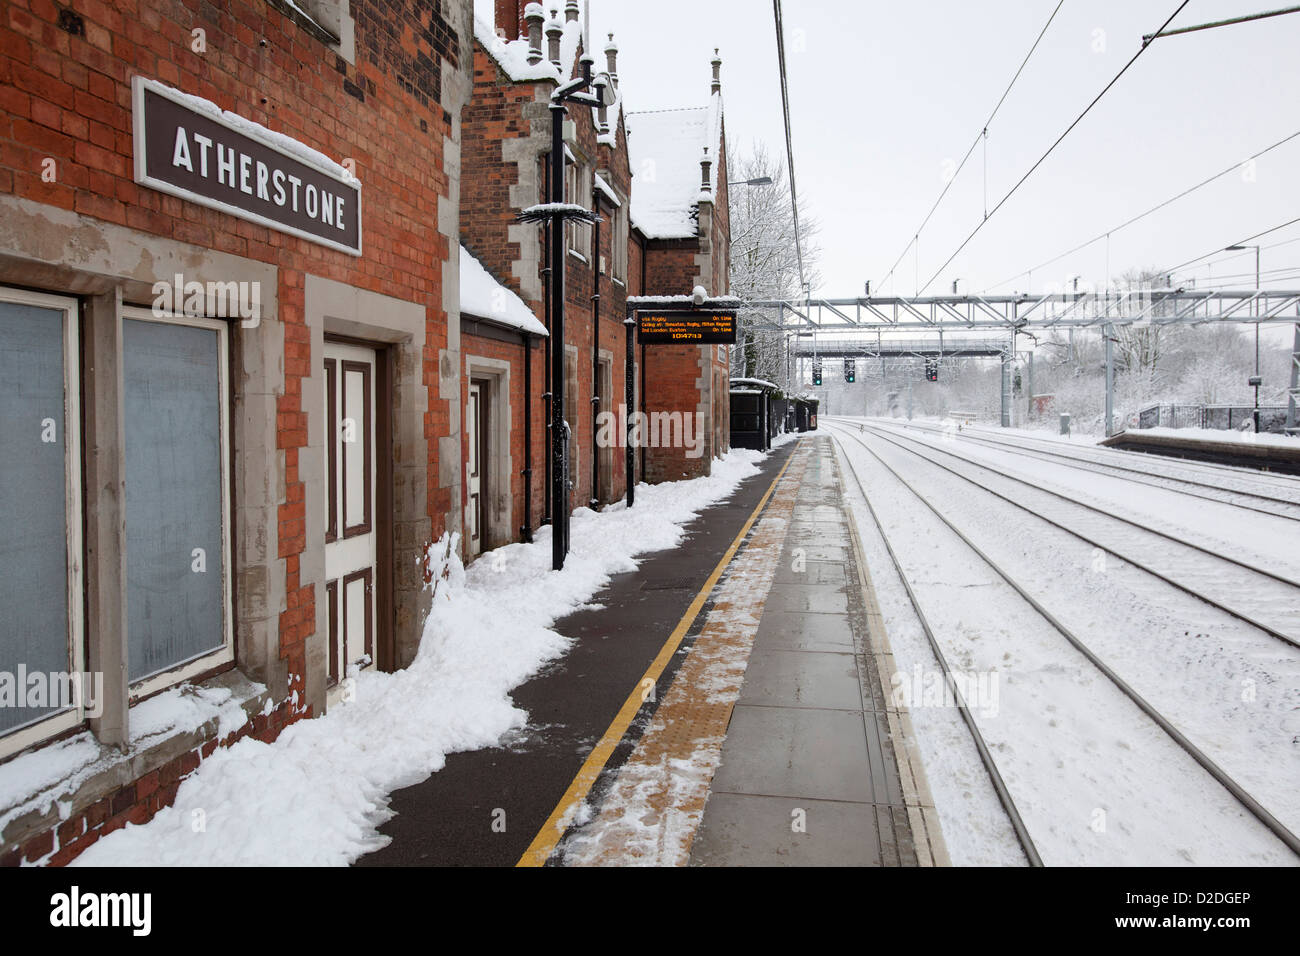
[460,244,548,337]
[626,90,723,240]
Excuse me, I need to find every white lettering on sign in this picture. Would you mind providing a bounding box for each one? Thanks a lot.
[133,76,362,255]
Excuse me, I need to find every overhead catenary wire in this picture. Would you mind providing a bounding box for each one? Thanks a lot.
[1157,215,1300,278]
[772,0,806,294]
[989,128,1300,291]
[877,0,1066,296]
[1142,3,1300,43]
[1172,232,1300,282]
[917,0,1192,296]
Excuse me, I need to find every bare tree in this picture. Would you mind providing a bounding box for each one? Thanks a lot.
[1111,267,1182,379]
[727,142,820,386]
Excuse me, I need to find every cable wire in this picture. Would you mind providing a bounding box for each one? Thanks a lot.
[918,0,1191,295]
[877,0,1066,295]
[773,0,806,294]
[1158,216,1300,277]
[989,128,1300,290]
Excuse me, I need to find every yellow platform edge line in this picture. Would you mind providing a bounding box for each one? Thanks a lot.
[516,445,800,867]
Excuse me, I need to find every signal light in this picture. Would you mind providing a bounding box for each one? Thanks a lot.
[924,359,938,382]
[844,359,856,383]
[812,363,822,386]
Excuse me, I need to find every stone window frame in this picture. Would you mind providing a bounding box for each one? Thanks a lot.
[565,159,592,260]
[264,0,357,64]
[463,354,514,555]
[0,196,283,755]
[0,287,86,761]
[119,304,237,703]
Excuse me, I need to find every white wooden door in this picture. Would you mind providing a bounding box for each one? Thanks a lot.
[323,342,377,687]
[466,381,484,557]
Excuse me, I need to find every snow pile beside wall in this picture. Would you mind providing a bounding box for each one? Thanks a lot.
[73,449,768,865]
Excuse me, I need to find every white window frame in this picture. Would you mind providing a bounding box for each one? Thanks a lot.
[0,288,84,760]
[566,161,592,260]
[612,200,629,283]
[121,306,235,702]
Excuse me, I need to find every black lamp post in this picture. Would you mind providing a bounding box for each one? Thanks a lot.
[519,56,607,570]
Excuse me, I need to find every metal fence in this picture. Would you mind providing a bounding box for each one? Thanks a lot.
[1137,403,1289,433]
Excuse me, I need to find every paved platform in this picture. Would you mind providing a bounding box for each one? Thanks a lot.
[356,440,798,866]
[689,438,946,865]
[357,435,946,867]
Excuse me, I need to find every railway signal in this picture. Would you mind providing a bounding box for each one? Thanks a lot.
[844,358,856,383]
[812,363,823,386]
[924,358,938,382]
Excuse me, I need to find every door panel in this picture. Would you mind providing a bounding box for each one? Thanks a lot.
[323,342,377,687]
[466,381,483,557]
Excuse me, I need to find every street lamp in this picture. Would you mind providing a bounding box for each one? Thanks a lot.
[727,176,773,187]
[1226,244,1262,432]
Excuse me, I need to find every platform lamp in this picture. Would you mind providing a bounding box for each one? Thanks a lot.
[1226,244,1262,432]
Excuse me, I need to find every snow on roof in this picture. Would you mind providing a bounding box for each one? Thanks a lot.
[730,377,779,391]
[626,90,724,240]
[627,293,741,305]
[460,244,548,337]
[593,172,620,207]
[472,6,584,85]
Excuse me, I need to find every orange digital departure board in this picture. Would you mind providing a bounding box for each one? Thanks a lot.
[636,311,737,344]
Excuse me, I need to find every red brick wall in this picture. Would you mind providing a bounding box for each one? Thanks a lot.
[461,38,632,528]
[0,0,467,860]
[461,44,542,308]
[2,696,299,867]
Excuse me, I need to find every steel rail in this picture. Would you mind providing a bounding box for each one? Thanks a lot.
[851,421,1300,651]
[826,421,1300,858]
[883,421,1300,520]
[928,420,1300,496]
[863,420,1300,588]
[833,433,1044,867]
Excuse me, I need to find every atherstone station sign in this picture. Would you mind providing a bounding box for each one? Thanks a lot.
[132,76,362,256]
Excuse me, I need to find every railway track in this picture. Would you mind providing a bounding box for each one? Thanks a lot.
[844,420,1300,651]
[855,417,1300,520]
[826,420,1300,864]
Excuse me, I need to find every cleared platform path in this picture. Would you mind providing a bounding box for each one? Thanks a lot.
[690,438,946,865]
[358,436,945,866]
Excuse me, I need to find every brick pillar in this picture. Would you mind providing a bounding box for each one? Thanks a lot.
[495,0,524,38]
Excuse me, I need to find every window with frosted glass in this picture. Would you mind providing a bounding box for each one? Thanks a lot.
[0,300,74,737]
[123,317,227,683]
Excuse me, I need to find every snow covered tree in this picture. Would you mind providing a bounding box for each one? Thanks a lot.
[727,143,820,386]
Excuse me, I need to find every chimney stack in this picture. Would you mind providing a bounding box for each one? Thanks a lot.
[494,0,525,39]
[700,146,713,192]
[546,10,563,66]
[525,2,544,64]
[565,0,580,23]
[711,48,722,94]
[604,33,618,89]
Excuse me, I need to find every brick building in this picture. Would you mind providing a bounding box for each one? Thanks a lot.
[627,52,732,482]
[0,0,474,863]
[0,0,732,865]
[461,0,634,535]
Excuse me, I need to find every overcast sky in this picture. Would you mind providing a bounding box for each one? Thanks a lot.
[475,1,1300,310]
